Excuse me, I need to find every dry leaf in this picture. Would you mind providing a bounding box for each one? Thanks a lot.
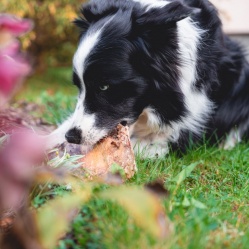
[100,186,173,239]
[0,205,42,249]
[145,180,170,198]
[36,184,92,249]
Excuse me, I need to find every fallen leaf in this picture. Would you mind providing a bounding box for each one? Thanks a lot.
[0,205,42,249]
[0,210,16,233]
[36,184,92,249]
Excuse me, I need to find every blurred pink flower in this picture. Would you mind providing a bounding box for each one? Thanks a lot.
[0,130,45,210]
[0,14,32,37]
[0,14,33,105]
[0,14,35,211]
[0,43,31,97]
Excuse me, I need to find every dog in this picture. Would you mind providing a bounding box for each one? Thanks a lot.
[48,0,249,158]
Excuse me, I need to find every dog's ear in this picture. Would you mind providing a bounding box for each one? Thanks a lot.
[83,6,118,23]
[73,5,91,35]
[73,16,89,34]
[133,1,200,26]
[79,0,135,23]
[74,2,117,35]
[74,2,118,35]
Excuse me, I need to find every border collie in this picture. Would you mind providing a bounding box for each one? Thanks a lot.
[48,0,249,157]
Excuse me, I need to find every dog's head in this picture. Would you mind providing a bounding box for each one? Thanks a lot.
[65,0,199,147]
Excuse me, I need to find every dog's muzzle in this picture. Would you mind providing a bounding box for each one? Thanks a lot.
[65,127,82,144]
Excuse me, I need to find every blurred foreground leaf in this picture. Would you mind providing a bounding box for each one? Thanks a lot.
[99,186,173,239]
[36,191,90,249]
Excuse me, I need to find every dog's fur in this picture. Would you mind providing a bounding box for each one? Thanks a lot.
[48,0,249,157]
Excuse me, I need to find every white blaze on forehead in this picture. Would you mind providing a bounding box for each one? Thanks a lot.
[73,29,102,82]
[70,15,116,146]
[73,14,116,82]
[72,28,106,145]
[47,17,117,149]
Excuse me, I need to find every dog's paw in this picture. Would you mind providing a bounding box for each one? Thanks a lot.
[219,128,241,150]
[132,139,169,159]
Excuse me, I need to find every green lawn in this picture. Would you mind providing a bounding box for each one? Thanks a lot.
[20,68,249,249]
[57,145,249,249]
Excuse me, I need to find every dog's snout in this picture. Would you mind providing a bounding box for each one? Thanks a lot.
[65,128,82,144]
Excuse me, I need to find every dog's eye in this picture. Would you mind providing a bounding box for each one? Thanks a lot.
[99,85,109,91]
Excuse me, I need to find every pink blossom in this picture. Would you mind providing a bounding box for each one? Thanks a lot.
[0,14,35,210]
[0,14,32,36]
[0,14,32,104]
[0,42,31,96]
[0,130,45,209]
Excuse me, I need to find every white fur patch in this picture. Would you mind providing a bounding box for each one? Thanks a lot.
[45,116,73,149]
[71,93,108,147]
[130,18,213,157]
[73,30,102,82]
[73,14,115,80]
[170,18,213,138]
[130,1,213,145]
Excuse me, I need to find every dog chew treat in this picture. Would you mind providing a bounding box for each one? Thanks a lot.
[74,124,137,179]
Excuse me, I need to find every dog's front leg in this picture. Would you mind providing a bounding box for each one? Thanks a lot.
[131,134,169,158]
[129,109,170,158]
[219,128,242,150]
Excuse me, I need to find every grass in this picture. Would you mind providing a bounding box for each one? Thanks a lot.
[53,144,249,249]
[14,67,77,124]
[18,68,249,249]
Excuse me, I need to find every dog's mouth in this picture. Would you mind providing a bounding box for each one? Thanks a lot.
[65,120,131,151]
[91,120,129,146]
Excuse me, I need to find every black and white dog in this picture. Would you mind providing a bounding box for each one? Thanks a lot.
[48,0,249,157]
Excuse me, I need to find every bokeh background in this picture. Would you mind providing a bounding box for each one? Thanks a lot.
[1,0,87,71]
[1,0,249,111]
[1,0,249,72]
[0,0,88,117]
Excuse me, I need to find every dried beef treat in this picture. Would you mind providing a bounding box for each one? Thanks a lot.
[73,124,137,179]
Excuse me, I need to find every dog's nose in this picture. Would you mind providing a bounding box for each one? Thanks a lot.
[65,128,82,144]
[120,121,127,126]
